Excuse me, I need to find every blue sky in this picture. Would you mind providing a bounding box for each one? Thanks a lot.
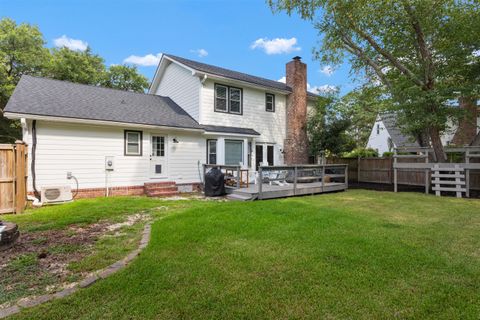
[1,0,355,95]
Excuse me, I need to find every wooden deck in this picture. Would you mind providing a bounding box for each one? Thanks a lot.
[227,181,347,200]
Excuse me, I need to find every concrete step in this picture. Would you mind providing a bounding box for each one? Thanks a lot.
[144,181,176,188]
[145,186,178,193]
[226,193,255,201]
[146,191,179,198]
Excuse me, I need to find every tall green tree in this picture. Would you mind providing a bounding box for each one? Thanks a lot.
[333,85,390,148]
[269,0,480,162]
[101,64,149,92]
[0,18,50,142]
[48,47,105,85]
[308,94,355,156]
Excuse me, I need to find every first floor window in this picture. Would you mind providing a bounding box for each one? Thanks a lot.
[125,130,142,156]
[267,145,274,166]
[207,139,217,164]
[248,142,252,168]
[225,140,243,165]
[152,136,165,157]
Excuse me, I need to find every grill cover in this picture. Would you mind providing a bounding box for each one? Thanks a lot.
[204,167,225,197]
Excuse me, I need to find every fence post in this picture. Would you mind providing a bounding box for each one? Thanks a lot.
[465,150,470,198]
[357,157,361,183]
[424,152,429,194]
[393,150,398,192]
[14,141,27,214]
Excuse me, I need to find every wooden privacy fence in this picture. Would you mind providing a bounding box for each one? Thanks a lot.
[0,142,28,214]
[326,156,480,190]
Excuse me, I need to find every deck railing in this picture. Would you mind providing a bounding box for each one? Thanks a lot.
[257,164,348,199]
[203,164,243,188]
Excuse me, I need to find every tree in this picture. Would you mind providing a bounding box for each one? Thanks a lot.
[269,0,480,162]
[48,47,105,85]
[0,18,50,142]
[333,85,390,148]
[308,94,355,156]
[101,65,149,93]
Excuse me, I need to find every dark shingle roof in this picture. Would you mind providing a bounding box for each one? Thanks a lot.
[201,125,260,136]
[5,75,203,130]
[380,113,420,148]
[164,54,319,98]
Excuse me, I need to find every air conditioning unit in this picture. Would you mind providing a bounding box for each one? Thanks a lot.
[41,186,73,204]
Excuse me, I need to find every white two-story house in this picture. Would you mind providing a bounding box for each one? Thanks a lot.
[4,54,317,198]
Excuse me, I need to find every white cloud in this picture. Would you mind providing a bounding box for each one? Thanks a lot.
[190,49,208,58]
[472,49,480,57]
[123,53,162,66]
[250,37,301,55]
[308,84,338,95]
[53,35,88,51]
[319,65,334,76]
[278,77,338,95]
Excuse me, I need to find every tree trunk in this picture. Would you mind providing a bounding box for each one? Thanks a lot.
[429,127,447,162]
[471,131,480,146]
[452,96,478,145]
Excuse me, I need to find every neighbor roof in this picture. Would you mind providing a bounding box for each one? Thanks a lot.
[201,125,260,136]
[5,75,203,130]
[380,113,420,148]
[163,54,319,98]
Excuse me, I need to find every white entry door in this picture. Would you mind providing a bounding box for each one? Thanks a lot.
[150,135,167,178]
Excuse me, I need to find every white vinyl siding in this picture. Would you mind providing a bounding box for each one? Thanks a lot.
[24,121,206,191]
[155,62,201,121]
[200,79,287,149]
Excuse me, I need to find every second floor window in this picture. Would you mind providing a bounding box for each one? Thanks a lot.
[215,84,242,114]
[265,93,275,112]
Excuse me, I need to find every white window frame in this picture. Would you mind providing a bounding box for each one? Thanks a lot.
[124,130,142,156]
[214,84,228,113]
[265,93,275,112]
[214,83,243,115]
[207,139,217,164]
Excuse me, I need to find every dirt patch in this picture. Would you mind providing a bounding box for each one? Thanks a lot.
[0,215,149,308]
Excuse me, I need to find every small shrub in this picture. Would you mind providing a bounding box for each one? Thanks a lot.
[342,148,379,158]
[382,151,394,157]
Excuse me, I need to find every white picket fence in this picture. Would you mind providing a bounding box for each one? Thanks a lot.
[431,164,466,198]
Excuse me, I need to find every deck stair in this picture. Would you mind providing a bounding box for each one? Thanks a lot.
[144,181,178,197]
[226,192,256,201]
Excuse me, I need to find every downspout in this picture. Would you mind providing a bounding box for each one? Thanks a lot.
[31,120,40,200]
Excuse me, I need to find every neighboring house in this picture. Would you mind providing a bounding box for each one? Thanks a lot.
[4,54,317,198]
[367,111,480,155]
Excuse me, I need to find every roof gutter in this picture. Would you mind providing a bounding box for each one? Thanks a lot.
[4,112,205,133]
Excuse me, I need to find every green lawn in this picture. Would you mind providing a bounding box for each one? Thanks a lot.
[7,190,480,319]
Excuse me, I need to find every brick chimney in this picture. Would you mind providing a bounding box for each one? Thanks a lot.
[451,97,478,145]
[284,56,309,165]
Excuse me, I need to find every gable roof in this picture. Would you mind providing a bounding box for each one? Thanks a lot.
[380,113,420,148]
[162,54,319,98]
[5,75,203,130]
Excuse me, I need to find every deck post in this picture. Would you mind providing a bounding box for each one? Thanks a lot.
[344,165,348,189]
[293,166,298,195]
[258,166,263,199]
[236,166,240,188]
[321,165,325,193]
